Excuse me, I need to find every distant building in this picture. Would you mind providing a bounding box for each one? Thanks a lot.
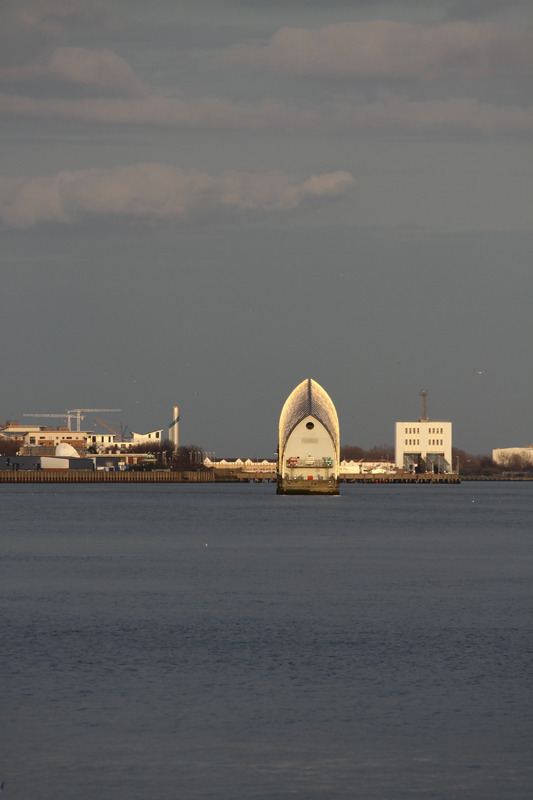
[21,428,92,455]
[129,430,163,446]
[277,378,340,494]
[1,421,46,442]
[89,429,165,453]
[204,457,276,474]
[0,454,94,471]
[339,459,395,475]
[492,446,533,466]
[86,433,118,451]
[395,392,453,473]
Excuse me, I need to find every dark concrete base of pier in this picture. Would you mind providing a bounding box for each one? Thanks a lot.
[277,477,340,495]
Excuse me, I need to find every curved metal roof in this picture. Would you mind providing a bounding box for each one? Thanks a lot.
[279,378,340,455]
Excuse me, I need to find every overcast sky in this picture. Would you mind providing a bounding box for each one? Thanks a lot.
[2,0,532,456]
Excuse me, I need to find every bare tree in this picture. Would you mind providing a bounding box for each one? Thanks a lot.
[340,444,393,461]
[0,438,19,457]
[171,444,205,471]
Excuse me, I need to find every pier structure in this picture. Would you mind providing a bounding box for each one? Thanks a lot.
[277,378,340,495]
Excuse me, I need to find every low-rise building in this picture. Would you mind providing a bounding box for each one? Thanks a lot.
[395,420,453,473]
[204,458,276,474]
[395,393,453,473]
[130,430,163,446]
[492,446,533,466]
[339,459,396,475]
[25,428,89,447]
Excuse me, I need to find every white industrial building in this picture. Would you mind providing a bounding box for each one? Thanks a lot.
[339,459,396,476]
[492,446,533,466]
[129,430,163,446]
[395,392,453,474]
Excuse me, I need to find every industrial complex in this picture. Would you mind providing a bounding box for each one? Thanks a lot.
[1,388,530,483]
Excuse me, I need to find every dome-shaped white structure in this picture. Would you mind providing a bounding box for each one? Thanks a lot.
[55,442,80,458]
[277,378,340,495]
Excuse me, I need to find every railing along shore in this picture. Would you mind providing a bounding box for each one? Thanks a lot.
[0,470,214,483]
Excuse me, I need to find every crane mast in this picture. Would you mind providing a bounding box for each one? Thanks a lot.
[24,409,121,431]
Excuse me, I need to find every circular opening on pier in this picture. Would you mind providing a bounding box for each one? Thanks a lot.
[306,422,314,430]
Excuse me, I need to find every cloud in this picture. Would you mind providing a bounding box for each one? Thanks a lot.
[0,47,145,94]
[0,91,319,129]
[2,89,531,137]
[0,0,112,69]
[335,94,533,135]
[225,20,533,80]
[1,12,530,140]
[445,0,532,20]
[0,164,356,228]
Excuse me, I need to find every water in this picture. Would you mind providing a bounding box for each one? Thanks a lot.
[1,482,532,799]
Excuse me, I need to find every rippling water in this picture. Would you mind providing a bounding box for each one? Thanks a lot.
[2,482,532,799]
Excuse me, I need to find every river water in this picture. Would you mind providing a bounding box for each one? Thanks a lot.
[1,482,532,799]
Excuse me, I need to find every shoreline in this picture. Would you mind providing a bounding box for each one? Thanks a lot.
[0,471,531,484]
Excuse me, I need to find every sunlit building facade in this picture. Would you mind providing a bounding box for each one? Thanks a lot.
[395,420,453,473]
[278,378,340,495]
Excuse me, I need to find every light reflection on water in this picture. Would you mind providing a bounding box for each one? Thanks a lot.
[2,482,532,799]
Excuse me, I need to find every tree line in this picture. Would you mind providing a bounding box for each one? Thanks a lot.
[118,441,533,475]
[340,444,533,476]
[97,440,207,471]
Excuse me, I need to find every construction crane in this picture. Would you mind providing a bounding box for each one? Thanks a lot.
[94,417,130,441]
[67,409,121,431]
[24,409,121,431]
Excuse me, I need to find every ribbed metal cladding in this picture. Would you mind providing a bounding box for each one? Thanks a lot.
[279,378,340,456]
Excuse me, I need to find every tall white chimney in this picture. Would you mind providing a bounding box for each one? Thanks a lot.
[169,405,180,451]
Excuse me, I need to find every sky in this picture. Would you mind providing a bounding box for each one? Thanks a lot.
[1,0,532,457]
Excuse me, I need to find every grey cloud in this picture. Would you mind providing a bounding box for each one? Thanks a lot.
[0,164,355,228]
[0,0,112,69]
[445,0,532,20]
[0,92,319,129]
[227,0,530,16]
[0,47,145,95]
[337,94,533,135]
[229,0,382,5]
[225,20,533,80]
[2,89,531,137]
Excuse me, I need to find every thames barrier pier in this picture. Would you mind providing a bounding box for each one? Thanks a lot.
[277,378,340,495]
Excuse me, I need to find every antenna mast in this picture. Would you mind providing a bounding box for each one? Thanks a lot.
[420,390,428,422]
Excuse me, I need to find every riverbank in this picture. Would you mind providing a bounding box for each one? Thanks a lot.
[1,470,532,483]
